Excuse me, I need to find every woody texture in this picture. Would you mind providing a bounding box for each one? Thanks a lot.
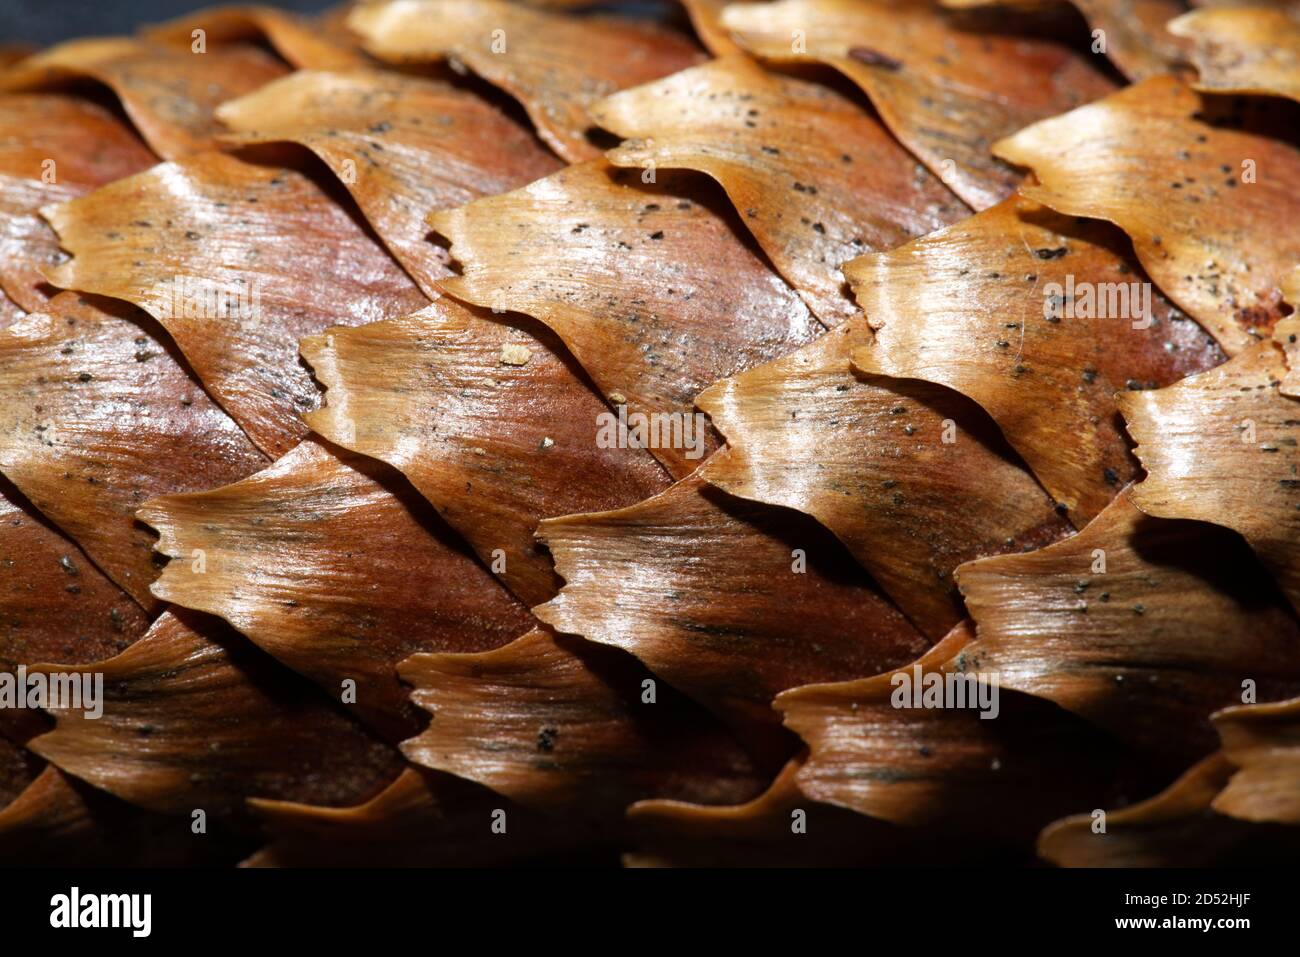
[0,0,1298,867]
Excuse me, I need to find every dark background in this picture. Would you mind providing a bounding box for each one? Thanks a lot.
[1,0,334,46]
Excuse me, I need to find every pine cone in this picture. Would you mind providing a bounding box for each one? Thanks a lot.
[1,0,1298,868]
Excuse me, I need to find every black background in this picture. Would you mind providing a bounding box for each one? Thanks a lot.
[1,0,333,46]
[5,866,1279,943]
